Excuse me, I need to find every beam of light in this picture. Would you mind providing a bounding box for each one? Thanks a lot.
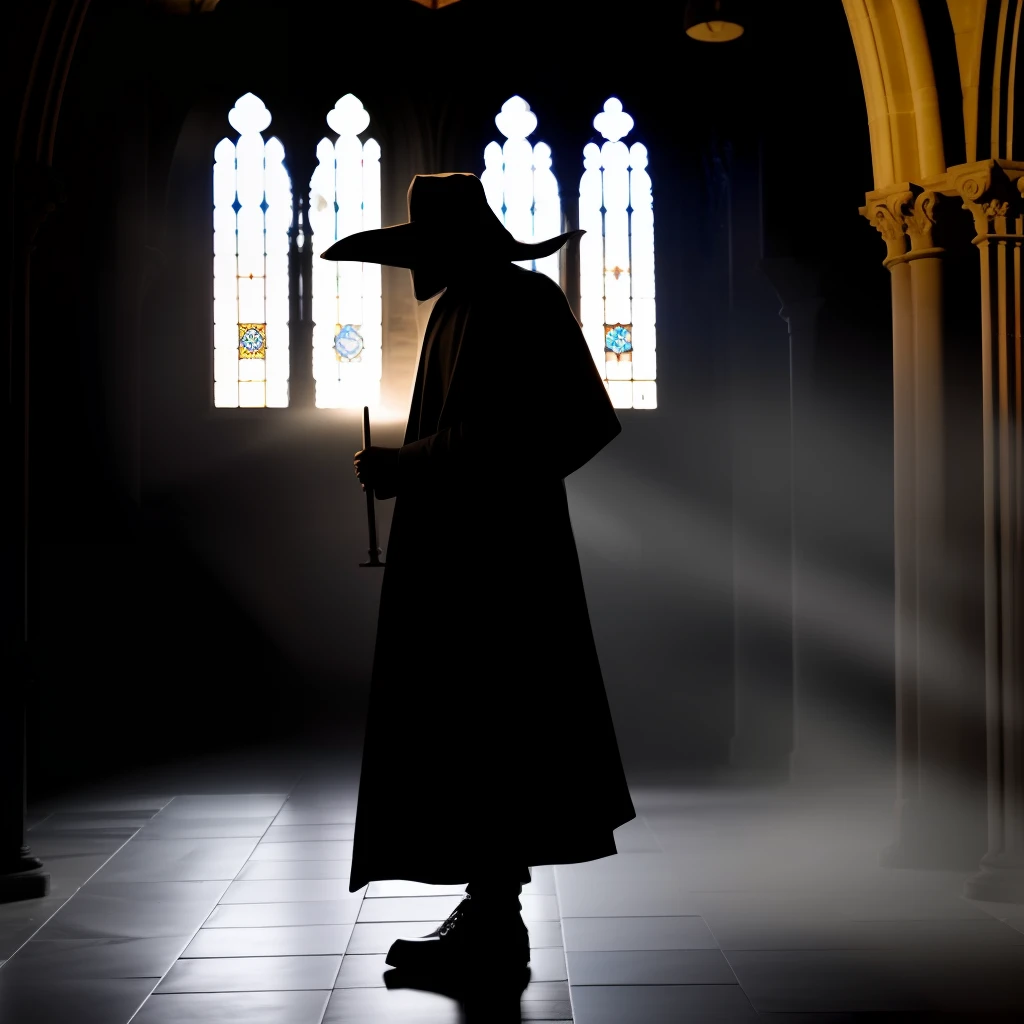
[569,465,897,675]
[567,431,980,715]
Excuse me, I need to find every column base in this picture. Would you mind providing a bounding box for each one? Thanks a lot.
[1,850,44,874]
[963,854,1024,905]
[0,866,50,904]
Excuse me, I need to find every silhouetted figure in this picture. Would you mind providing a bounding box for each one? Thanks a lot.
[322,173,635,977]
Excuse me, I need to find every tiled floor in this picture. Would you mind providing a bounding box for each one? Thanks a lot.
[2,746,1023,1022]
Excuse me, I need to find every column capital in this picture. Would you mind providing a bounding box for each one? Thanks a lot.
[947,159,1024,238]
[904,189,945,254]
[860,183,950,265]
[859,184,914,264]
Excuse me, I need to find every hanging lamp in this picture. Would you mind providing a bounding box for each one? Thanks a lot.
[684,0,745,42]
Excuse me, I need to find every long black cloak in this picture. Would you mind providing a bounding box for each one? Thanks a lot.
[349,263,635,891]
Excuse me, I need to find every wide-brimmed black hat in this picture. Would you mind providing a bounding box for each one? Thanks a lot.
[320,172,581,268]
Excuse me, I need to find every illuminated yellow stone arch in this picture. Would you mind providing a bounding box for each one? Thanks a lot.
[842,0,946,187]
[944,0,991,164]
[843,0,1014,185]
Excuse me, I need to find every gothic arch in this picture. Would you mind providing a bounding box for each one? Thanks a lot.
[844,0,1021,186]
[843,0,946,187]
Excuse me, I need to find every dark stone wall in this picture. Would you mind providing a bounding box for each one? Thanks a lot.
[22,0,911,794]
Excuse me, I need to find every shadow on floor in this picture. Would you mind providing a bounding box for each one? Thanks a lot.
[384,963,532,1023]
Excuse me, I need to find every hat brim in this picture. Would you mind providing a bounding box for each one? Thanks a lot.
[320,222,584,268]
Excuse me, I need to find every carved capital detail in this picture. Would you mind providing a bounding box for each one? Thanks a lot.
[905,190,943,252]
[948,160,1024,236]
[954,167,992,203]
[860,188,914,263]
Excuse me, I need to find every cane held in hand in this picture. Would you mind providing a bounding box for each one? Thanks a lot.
[359,406,385,568]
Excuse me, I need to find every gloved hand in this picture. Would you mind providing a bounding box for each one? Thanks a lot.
[354,446,400,496]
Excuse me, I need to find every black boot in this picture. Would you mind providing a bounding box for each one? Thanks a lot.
[385,879,530,972]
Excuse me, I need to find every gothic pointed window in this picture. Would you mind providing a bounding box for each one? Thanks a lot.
[213,93,292,408]
[579,97,656,410]
[309,94,383,409]
[481,96,562,285]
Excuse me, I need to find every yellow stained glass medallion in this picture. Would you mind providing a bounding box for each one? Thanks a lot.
[238,323,267,359]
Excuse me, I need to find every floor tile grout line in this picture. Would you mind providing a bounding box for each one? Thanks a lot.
[0,827,143,971]
[25,811,55,832]
[331,879,371,989]
[652,851,767,1018]
[559,914,708,920]
[119,978,166,1024]
[182,924,359,939]
[203,896,357,903]
[559,981,746,988]
[8,793,275,975]
[175,952,351,960]
[279,770,366,1023]
[124,786,300,1024]
[133,985,340,996]
[637,812,666,853]
[13,779,310,1017]
[552,864,576,1023]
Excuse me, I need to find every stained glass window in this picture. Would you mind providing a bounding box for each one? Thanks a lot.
[481,96,562,285]
[213,93,291,408]
[309,94,383,410]
[579,97,656,410]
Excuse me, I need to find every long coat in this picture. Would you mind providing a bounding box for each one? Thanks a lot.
[349,264,635,891]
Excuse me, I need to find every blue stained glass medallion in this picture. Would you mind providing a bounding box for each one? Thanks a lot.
[334,323,364,362]
[605,323,633,358]
[238,323,267,359]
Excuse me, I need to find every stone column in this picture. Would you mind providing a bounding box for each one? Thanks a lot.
[1,163,58,903]
[867,187,925,864]
[728,141,799,779]
[4,0,92,902]
[905,196,946,787]
[952,159,1024,902]
[860,184,980,866]
[288,153,316,410]
[379,125,424,417]
[870,191,918,856]
[757,257,822,780]
[563,205,582,324]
